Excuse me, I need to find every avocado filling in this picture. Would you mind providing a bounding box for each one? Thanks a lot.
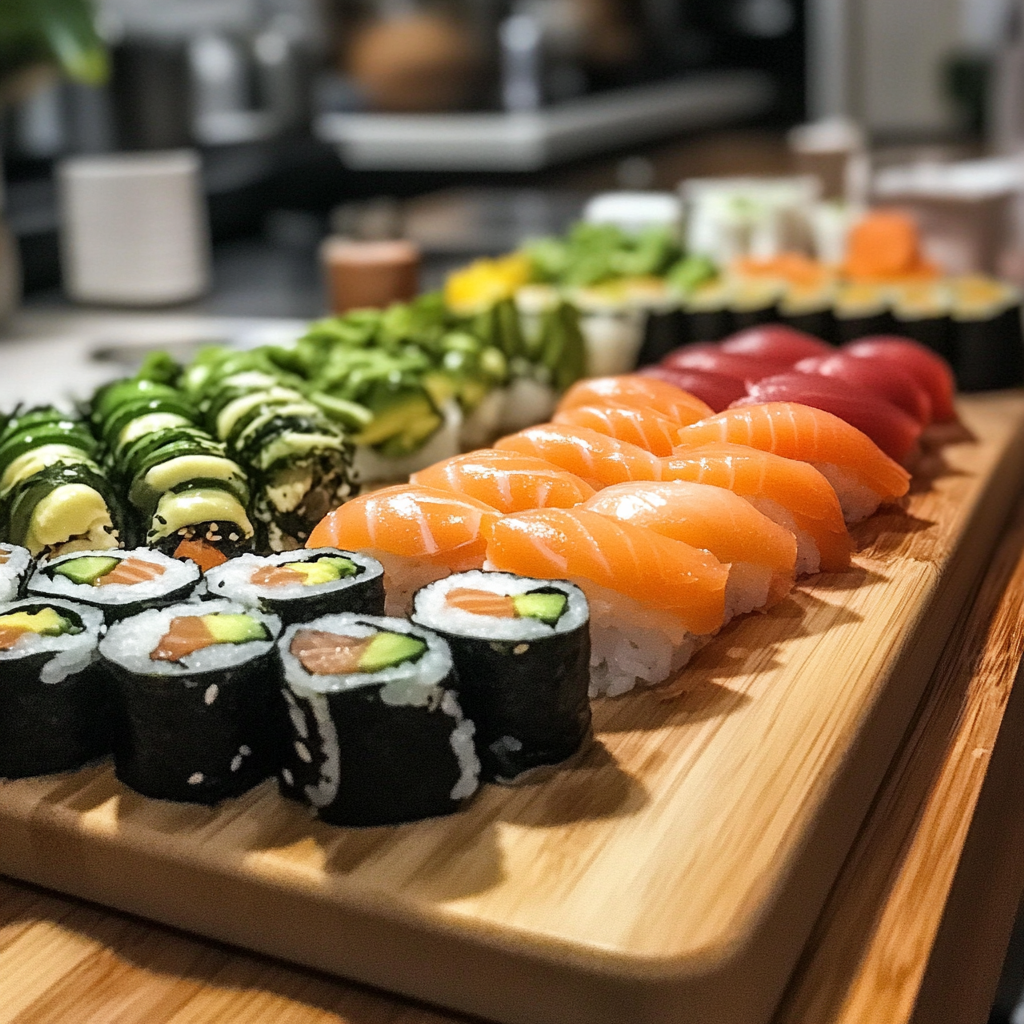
[290,629,426,676]
[151,613,268,662]
[445,587,568,625]
[251,556,358,589]
[0,607,79,650]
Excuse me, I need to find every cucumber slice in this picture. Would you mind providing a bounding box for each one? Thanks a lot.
[359,631,426,672]
[512,591,568,624]
[54,555,119,585]
[0,443,94,498]
[148,487,254,543]
[130,454,248,513]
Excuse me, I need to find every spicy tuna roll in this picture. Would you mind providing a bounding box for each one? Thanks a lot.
[411,571,591,784]
[277,613,480,826]
[0,543,31,603]
[100,599,281,804]
[0,598,109,778]
[203,548,385,625]
[27,548,201,623]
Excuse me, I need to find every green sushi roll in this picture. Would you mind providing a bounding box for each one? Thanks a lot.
[90,376,254,567]
[0,406,124,558]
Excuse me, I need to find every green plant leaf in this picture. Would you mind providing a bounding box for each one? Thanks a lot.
[0,0,108,87]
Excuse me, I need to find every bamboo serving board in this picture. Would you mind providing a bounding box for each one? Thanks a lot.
[2,393,1024,1024]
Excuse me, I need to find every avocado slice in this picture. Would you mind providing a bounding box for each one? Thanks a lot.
[54,555,119,586]
[285,557,357,586]
[512,592,567,625]
[203,613,268,644]
[359,632,426,672]
[0,608,76,636]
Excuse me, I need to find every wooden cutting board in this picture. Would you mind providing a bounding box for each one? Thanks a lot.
[3,393,1024,1024]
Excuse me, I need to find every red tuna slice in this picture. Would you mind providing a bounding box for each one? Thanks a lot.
[794,353,933,426]
[720,324,833,364]
[735,373,923,464]
[638,365,748,413]
[663,348,789,384]
[844,336,957,422]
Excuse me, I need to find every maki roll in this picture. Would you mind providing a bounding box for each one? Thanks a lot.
[833,283,894,343]
[0,543,31,603]
[892,282,954,364]
[0,407,123,558]
[27,548,201,623]
[100,599,282,803]
[778,282,837,344]
[950,277,1024,391]
[682,280,732,343]
[0,598,109,778]
[89,376,255,569]
[570,286,647,377]
[729,279,781,332]
[411,572,591,784]
[277,613,480,826]
[203,548,385,625]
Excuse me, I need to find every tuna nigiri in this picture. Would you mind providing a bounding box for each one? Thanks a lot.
[844,336,957,422]
[584,480,798,615]
[552,403,684,456]
[734,374,923,464]
[794,352,933,426]
[662,348,787,384]
[674,402,911,523]
[661,442,851,574]
[307,484,499,614]
[494,424,663,489]
[555,375,713,425]
[719,324,833,364]
[639,364,749,412]
[411,449,595,512]
[485,507,728,696]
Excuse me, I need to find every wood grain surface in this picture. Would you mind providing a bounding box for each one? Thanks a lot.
[3,393,1024,1024]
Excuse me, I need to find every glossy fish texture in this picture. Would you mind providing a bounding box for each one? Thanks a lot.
[552,404,684,457]
[556,375,713,425]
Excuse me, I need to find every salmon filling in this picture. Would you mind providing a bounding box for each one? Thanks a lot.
[0,626,27,650]
[0,552,9,565]
[151,613,267,662]
[0,609,78,650]
[173,537,229,571]
[291,630,373,675]
[445,588,516,618]
[251,564,305,588]
[95,557,166,587]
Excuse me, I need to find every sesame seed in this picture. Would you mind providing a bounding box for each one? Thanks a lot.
[187,772,204,785]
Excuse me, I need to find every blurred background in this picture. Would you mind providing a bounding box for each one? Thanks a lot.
[3,0,1022,316]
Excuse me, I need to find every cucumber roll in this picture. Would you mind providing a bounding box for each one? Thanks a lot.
[189,364,356,552]
[277,613,480,826]
[0,407,123,558]
[100,599,282,804]
[412,572,591,784]
[204,548,385,625]
[27,548,201,623]
[0,599,109,778]
[0,543,31,603]
[89,377,254,569]
[951,277,1024,391]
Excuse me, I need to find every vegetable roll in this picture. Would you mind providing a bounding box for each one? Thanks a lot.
[277,613,480,826]
[0,599,109,778]
[100,600,282,804]
[89,377,254,569]
[0,543,31,603]
[27,547,201,623]
[0,407,123,557]
[833,283,894,343]
[204,548,385,625]
[412,571,591,784]
[950,277,1024,391]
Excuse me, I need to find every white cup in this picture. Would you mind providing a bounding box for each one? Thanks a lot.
[58,149,211,306]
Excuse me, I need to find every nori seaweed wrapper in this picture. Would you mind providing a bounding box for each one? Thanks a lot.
[783,309,836,344]
[635,309,687,367]
[834,310,896,344]
[0,599,110,778]
[955,305,1024,391]
[99,600,283,804]
[896,314,954,364]
[277,614,480,826]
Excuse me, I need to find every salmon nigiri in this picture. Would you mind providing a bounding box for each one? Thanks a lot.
[485,507,728,696]
[308,484,499,614]
[674,402,911,523]
[661,443,851,574]
[584,481,798,615]
[410,449,595,512]
[552,403,683,456]
[555,375,713,425]
[494,424,662,489]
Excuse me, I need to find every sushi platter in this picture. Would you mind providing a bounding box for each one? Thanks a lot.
[0,388,1023,1024]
